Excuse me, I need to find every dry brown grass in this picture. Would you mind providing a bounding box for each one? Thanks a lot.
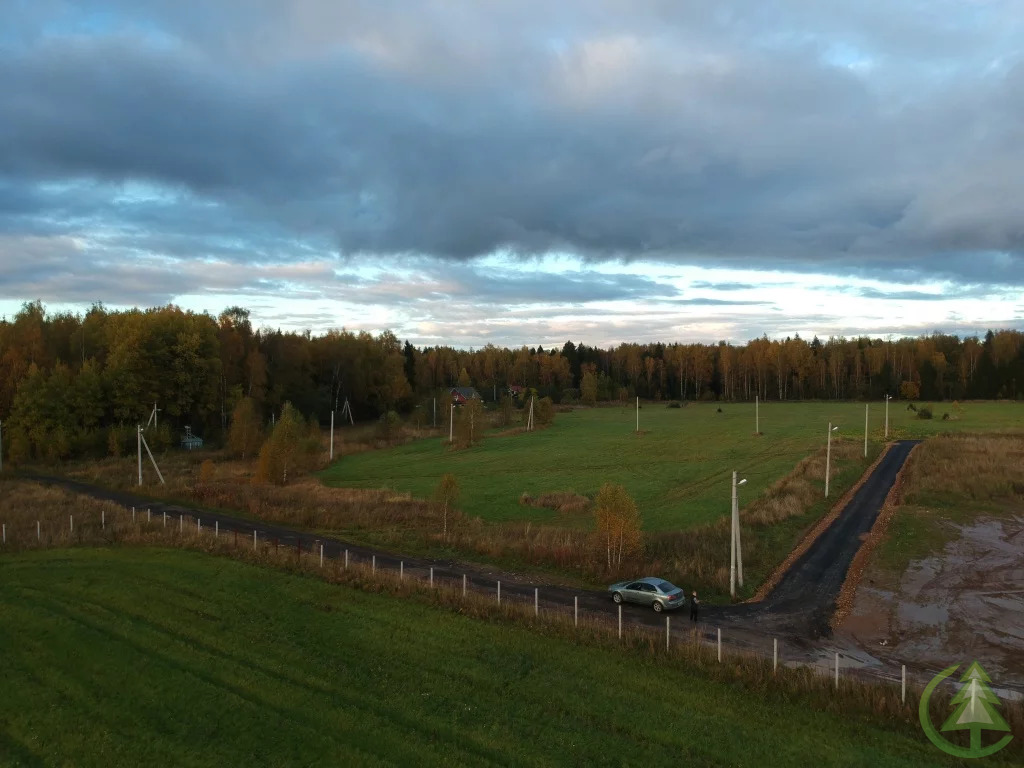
[519,491,591,515]
[746,440,864,525]
[903,433,1024,504]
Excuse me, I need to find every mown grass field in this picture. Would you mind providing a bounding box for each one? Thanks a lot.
[322,401,1022,531]
[1,547,1008,768]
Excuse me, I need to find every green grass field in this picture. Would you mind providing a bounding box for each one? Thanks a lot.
[0,547,1002,767]
[323,401,1022,531]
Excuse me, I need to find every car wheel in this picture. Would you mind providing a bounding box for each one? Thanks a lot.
[652,601,664,613]
[612,592,623,604]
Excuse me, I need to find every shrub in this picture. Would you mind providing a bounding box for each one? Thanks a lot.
[667,401,681,408]
[535,396,555,426]
[917,407,933,420]
[376,410,402,441]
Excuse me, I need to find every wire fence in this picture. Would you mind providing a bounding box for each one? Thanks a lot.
[2,506,1023,725]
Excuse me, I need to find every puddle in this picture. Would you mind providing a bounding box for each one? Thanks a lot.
[840,514,1024,687]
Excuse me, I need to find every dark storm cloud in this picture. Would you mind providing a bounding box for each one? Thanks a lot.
[1,0,1024,296]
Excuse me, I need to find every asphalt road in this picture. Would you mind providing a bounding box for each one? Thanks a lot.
[24,440,919,652]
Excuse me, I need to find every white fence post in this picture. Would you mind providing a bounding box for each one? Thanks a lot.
[618,605,622,639]
[2,523,5,544]
[163,511,166,527]
[253,529,257,549]
[197,519,201,533]
[102,510,105,529]
[215,521,219,537]
[835,653,839,689]
[372,555,376,573]
[717,628,722,662]
[666,616,670,651]
[37,520,40,541]
[773,638,778,674]
[901,665,906,704]
[462,574,466,597]
[132,507,136,523]
[534,588,538,616]
[70,515,73,534]
[319,544,324,567]
[345,549,349,569]
[147,508,151,523]
[400,561,404,581]
[497,581,501,604]
[574,596,578,627]
[179,515,182,532]
[429,567,433,587]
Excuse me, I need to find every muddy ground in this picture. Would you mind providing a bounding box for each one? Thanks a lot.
[839,514,1024,688]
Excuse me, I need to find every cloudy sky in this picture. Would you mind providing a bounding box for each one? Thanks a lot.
[1,1,1022,347]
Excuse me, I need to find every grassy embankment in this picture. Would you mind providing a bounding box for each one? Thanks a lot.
[3,541,1021,767]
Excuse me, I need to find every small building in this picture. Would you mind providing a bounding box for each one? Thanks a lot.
[507,385,524,399]
[450,387,481,405]
[180,425,204,451]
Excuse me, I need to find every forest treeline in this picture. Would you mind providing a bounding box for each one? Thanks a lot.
[1,301,1022,462]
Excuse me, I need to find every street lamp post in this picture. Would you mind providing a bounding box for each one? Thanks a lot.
[825,423,839,498]
[730,471,748,597]
[884,394,891,439]
[864,403,869,458]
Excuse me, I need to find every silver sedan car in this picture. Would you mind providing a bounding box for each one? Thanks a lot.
[608,577,686,612]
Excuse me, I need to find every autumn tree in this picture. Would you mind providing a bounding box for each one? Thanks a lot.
[434,473,460,538]
[454,397,485,448]
[580,369,598,406]
[495,393,514,427]
[592,483,643,571]
[255,402,317,485]
[226,397,263,459]
[900,380,921,400]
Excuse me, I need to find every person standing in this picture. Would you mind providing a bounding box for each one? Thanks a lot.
[689,590,699,622]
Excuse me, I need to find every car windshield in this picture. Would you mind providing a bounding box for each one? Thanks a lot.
[656,581,677,593]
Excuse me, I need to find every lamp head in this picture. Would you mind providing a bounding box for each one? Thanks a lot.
[737,478,748,486]
[831,425,839,431]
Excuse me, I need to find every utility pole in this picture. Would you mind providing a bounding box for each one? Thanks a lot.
[884,394,891,439]
[864,403,869,458]
[825,422,838,498]
[636,396,639,433]
[449,400,454,443]
[137,424,143,486]
[433,397,436,428]
[755,395,759,434]
[730,471,747,597]
[730,471,736,598]
[329,410,334,461]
